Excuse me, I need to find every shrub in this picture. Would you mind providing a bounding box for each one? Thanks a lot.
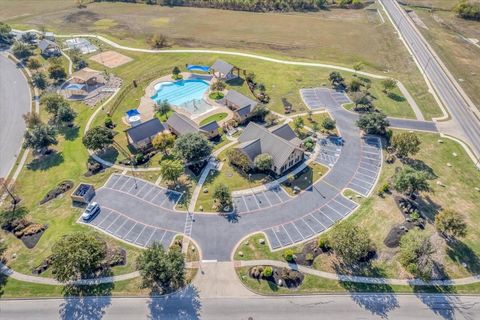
[305,253,314,262]
[104,117,114,128]
[283,249,294,262]
[317,237,331,251]
[321,117,336,131]
[377,183,390,196]
[262,266,273,278]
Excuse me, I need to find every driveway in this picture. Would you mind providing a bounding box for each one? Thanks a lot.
[0,54,30,179]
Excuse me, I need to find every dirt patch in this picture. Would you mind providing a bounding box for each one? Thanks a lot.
[64,11,99,24]
[90,50,133,68]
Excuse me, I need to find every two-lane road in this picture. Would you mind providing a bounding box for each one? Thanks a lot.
[380,0,480,158]
[0,54,30,179]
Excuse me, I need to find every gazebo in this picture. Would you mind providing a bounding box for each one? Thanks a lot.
[210,59,240,80]
[69,68,104,90]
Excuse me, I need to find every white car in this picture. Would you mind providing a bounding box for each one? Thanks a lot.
[82,202,100,221]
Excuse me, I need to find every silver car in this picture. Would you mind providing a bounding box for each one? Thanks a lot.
[82,202,100,221]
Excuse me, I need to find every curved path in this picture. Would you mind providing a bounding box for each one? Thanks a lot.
[0,54,30,179]
[85,90,438,261]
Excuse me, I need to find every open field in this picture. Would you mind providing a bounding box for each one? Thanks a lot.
[404,5,480,111]
[2,1,442,119]
[234,131,480,280]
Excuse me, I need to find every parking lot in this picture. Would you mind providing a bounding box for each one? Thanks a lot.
[104,174,182,210]
[315,136,343,167]
[263,193,357,249]
[346,136,382,196]
[300,87,351,110]
[80,174,183,248]
[232,185,291,214]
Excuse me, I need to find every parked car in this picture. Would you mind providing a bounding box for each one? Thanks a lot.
[82,202,100,221]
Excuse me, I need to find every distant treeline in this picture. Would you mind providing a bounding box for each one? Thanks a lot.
[93,0,340,12]
[454,1,480,21]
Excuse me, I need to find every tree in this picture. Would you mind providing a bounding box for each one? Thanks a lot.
[27,57,42,70]
[160,159,184,183]
[152,132,175,155]
[311,122,320,132]
[435,209,467,239]
[265,113,278,127]
[48,64,67,81]
[392,132,421,159]
[226,148,250,172]
[329,223,373,265]
[349,78,362,92]
[210,80,226,92]
[321,117,336,131]
[32,72,48,90]
[41,93,69,115]
[12,41,33,60]
[381,78,397,93]
[353,62,363,74]
[54,104,77,125]
[154,100,171,116]
[293,117,304,132]
[21,32,37,44]
[393,165,431,197]
[23,123,58,154]
[22,112,42,129]
[454,1,480,21]
[172,66,181,77]
[82,126,114,151]
[50,233,106,282]
[351,91,373,112]
[399,229,434,279]
[249,104,270,122]
[328,71,345,88]
[257,83,266,93]
[136,242,185,293]
[254,153,273,171]
[213,183,232,208]
[173,132,212,163]
[148,33,168,49]
[0,22,14,46]
[356,112,389,135]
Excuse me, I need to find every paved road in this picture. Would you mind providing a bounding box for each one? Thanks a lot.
[380,0,480,157]
[1,293,479,319]
[0,54,30,179]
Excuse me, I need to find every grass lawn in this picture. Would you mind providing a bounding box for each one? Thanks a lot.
[208,92,224,100]
[234,131,480,280]
[199,112,228,126]
[235,267,480,295]
[194,146,271,212]
[281,162,329,196]
[1,100,142,278]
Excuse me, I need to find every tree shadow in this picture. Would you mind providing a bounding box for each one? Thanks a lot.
[148,285,202,320]
[59,282,114,320]
[387,92,406,102]
[402,159,437,180]
[0,273,7,298]
[333,261,399,318]
[415,195,442,222]
[221,211,241,223]
[27,151,64,171]
[411,284,459,320]
[225,77,245,88]
[97,147,119,164]
[58,125,80,141]
[446,240,480,275]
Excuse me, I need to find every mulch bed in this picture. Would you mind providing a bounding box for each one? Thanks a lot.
[188,161,208,176]
[294,239,329,266]
[249,265,304,289]
[21,229,46,249]
[39,180,74,205]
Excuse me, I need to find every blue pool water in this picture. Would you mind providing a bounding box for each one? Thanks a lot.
[151,79,211,113]
[187,65,210,72]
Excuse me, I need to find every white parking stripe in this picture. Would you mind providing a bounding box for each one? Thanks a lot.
[134,225,147,243]
[359,166,377,174]
[145,228,157,246]
[332,198,351,211]
[349,181,369,193]
[310,213,327,228]
[105,213,121,230]
[291,222,305,240]
[282,225,295,244]
[271,228,282,247]
[124,222,137,239]
[96,210,114,226]
[301,217,317,233]
[241,196,248,211]
[353,175,375,185]
[142,186,155,199]
[321,211,335,223]
[326,203,344,217]
[262,191,273,206]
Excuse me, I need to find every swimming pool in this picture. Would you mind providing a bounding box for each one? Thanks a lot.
[151,79,210,110]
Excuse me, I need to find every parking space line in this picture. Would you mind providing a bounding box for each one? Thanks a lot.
[281,225,295,244]
[320,210,335,223]
[301,217,317,234]
[113,217,129,234]
[116,176,131,191]
[252,193,261,208]
[349,181,369,194]
[326,203,345,218]
[332,198,351,211]
[105,213,121,231]
[145,228,157,246]
[270,228,283,248]
[142,186,155,199]
[308,212,327,229]
[359,166,377,174]
[126,181,138,194]
[291,222,305,240]
[240,196,249,212]
[95,210,113,226]
[271,189,283,203]
[109,176,123,189]
[133,182,147,195]
[262,191,273,206]
[353,175,375,185]
[357,172,376,181]
[133,225,147,243]
[124,222,138,239]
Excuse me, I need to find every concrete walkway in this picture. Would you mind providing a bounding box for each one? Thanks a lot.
[396,81,425,121]
[239,260,480,286]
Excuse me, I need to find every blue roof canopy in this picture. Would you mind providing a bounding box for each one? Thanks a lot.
[125,109,140,117]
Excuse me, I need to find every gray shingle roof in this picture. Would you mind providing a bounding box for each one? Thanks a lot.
[199,120,219,133]
[225,90,258,109]
[126,118,165,144]
[237,122,302,169]
[270,123,303,147]
[38,39,58,52]
[211,59,234,75]
[166,113,198,135]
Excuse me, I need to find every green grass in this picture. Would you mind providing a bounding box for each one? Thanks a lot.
[234,131,480,280]
[236,267,480,295]
[199,112,228,126]
[292,112,339,136]
[194,146,271,212]
[281,163,328,196]
[208,92,224,100]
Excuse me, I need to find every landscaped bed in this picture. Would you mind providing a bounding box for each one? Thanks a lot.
[281,162,328,196]
[199,112,228,126]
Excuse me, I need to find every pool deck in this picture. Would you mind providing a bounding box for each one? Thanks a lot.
[138,72,231,125]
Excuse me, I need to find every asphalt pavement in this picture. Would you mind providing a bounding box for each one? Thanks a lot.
[380,0,480,157]
[0,54,30,179]
[1,292,479,319]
